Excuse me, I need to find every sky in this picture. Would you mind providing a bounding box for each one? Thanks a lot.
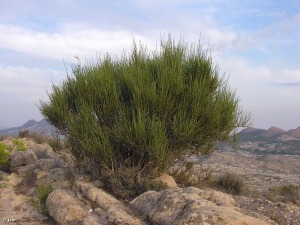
[0,0,300,130]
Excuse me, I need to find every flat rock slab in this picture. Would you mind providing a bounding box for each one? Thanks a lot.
[131,187,271,225]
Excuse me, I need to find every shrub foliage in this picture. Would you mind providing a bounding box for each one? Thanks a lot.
[0,143,10,165]
[40,37,250,178]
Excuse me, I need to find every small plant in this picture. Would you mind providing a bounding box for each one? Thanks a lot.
[48,132,63,152]
[266,185,300,206]
[36,184,53,215]
[215,172,245,195]
[0,143,10,165]
[0,142,10,167]
[12,138,26,151]
[18,129,30,138]
[29,196,38,209]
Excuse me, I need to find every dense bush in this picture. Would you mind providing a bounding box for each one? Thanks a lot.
[40,37,250,188]
[0,143,10,167]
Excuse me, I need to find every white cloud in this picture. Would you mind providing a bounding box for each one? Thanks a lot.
[0,65,65,127]
[0,24,155,62]
[0,65,63,101]
[282,69,300,82]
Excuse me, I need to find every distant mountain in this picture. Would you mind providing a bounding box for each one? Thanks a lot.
[285,126,300,138]
[0,119,56,137]
[238,126,300,142]
[237,126,300,155]
[238,126,287,141]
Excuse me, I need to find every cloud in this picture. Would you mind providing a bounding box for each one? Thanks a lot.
[0,65,65,127]
[0,24,155,62]
[0,65,63,100]
[273,82,300,87]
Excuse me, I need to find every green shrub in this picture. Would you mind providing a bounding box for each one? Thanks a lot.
[34,183,54,215]
[12,138,26,151]
[0,143,10,166]
[48,132,63,152]
[39,36,250,198]
[215,172,245,195]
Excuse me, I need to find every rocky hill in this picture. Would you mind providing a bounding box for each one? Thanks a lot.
[2,136,300,224]
[0,119,55,137]
[237,126,300,155]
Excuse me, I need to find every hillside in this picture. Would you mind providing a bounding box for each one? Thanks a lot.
[237,126,300,155]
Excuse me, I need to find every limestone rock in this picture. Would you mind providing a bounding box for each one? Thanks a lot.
[190,188,235,207]
[46,189,89,225]
[75,180,144,225]
[11,164,36,176]
[131,187,270,225]
[75,180,122,210]
[81,214,108,225]
[153,173,177,188]
[0,170,5,180]
[30,144,56,159]
[36,158,57,170]
[107,206,142,225]
[5,173,23,186]
[10,149,38,168]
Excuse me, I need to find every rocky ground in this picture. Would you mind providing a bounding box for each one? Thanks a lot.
[187,150,300,225]
[1,138,300,225]
[193,150,300,192]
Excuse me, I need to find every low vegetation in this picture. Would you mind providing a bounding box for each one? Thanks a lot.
[19,129,51,144]
[170,161,245,195]
[12,138,26,151]
[30,183,54,216]
[215,172,245,195]
[0,142,10,170]
[266,185,300,206]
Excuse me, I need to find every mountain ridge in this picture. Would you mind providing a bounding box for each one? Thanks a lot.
[0,119,56,137]
[237,126,300,155]
[238,126,300,140]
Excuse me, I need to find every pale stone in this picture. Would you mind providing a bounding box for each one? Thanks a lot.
[31,144,56,159]
[46,189,89,225]
[11,164,36,177]
[153,173,177,188]
[75,180,144,225]
[10,149,38,168]
[131,187,270,225]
